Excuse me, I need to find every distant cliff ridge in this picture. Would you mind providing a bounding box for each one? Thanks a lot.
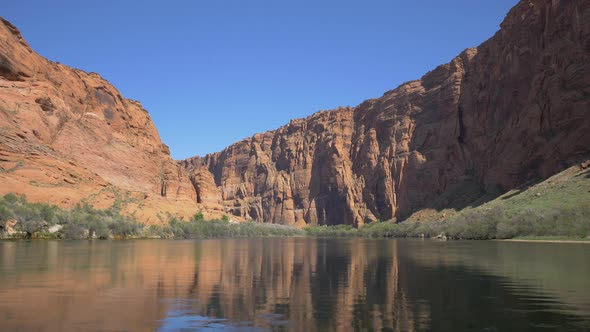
[182,0,590,226]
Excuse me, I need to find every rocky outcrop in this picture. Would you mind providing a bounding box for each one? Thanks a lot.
[0,17,199,222]
[184,108,357,226]
[189,166,224,212]
[183,0,590,226]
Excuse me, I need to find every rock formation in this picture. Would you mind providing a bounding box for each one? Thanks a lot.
[183,0,590,226]
[0,17,200,223]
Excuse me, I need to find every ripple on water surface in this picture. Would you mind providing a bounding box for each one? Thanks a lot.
[0,238,589,331]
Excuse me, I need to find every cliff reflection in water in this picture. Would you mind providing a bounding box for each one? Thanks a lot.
[0,239,414,331]
[174,239,415,331]
[0,239,589,331]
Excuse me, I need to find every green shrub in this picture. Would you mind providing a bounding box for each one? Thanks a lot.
[147,218,304,239]
[108,219,142,238]
[0,205,13,227]
[3,193,19,204]
[191,210,205,221]
[61,223,88,240]
[304,224,357,237]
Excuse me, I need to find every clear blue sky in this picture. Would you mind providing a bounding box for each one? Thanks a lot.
[2,1,518,159]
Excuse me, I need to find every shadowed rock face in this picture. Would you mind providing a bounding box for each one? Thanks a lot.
[0,17,198,222]
[183,0,590,226]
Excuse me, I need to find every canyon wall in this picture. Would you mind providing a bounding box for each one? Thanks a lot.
[1,0,588,226]
[183,0,590,226]
[0,17,200,222]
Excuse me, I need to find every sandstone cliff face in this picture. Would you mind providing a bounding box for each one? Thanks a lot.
[0,18,198,222]
[183,0,590,226]
[184,108,356,226]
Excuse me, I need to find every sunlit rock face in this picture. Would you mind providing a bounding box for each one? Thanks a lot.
[184,0,590,226]
[0,17,199,222]
[183,108,357,226]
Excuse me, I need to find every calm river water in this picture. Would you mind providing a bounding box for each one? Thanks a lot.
[0,238,589,331]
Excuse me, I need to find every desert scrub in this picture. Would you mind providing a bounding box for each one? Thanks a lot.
[2,180,588,241]
[0,194,304,240]
[0,194,142,239]
[359,220,417,238]
[304,224,357,237]
[356,204,590,240]
[155,218,304,239]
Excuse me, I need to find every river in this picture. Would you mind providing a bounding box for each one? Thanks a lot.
[0,238,589,331]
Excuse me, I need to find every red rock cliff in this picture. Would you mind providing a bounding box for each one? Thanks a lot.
[183,0,590,226]
[0,17,199,222]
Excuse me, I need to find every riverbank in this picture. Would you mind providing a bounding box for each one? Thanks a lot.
[0,193,302,240]
[497,236,590,244]
[1,180,589,241]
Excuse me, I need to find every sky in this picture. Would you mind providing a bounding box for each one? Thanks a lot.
[2,0,518,159]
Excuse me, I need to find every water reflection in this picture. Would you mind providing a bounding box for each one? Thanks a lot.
[0,239,588,331]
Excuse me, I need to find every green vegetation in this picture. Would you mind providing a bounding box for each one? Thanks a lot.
[303,224,357,237]
[0,160,23,174]
[81,187,139,213]
[355,204,590,240]
[0,193,143,239]
[428,167,590,240]
[191,210,204,221]
[0,194,303,240]
[159,218,304,239]
[358,166,590,240]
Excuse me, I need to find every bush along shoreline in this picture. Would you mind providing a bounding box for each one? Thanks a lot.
[1,193,589,241]
[0,194,304,240]
[363,205,589,240]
